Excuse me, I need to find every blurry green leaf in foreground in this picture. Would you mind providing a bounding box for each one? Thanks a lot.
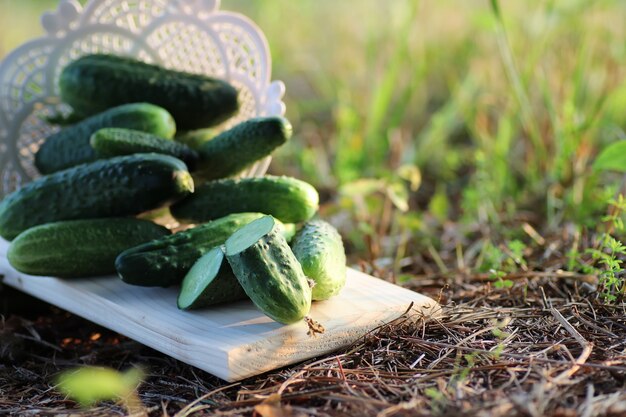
[56,366,144,406]
[593,141,626,172]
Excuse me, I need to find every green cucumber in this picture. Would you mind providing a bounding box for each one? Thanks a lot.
[7,218,170,278]
[35,103,176,174]
[225,216,311,324]
[115,212,264,287]
[171,176,319,224]
[291,220,347,300]
[90,128,199,170]
[196,117,291,180]
[175,128,217,150]
[177,247,247,310]
[0,154,193,241]
[59,54,239,130]
[278,222,297,243]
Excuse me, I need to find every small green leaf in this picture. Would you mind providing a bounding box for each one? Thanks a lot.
[593,141,626,172]
[397,273,414,283]
[428,185,449,222]
[397,212,422,232]
[56,366,144,407]
[357,221,375,236]
[339,179,385,198]
[396,164,421,191]
[493,279,513,289]
[386,181,409,212]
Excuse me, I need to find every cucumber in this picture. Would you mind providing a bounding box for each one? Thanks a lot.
[196,117,291,180]
[0,154,193,241]
[90,128,199,170]
[35,103,176,174]
[171,176,319,224]
[115,212,264,287]
[278,222,297,243]
[177,247,247,310]
[225,216,311,324]
[7,218,170,278]
[291,220,347,300]
[175,128,217,150]
[59,54,239,130]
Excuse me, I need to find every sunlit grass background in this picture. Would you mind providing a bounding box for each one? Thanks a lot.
[1,0,626,282]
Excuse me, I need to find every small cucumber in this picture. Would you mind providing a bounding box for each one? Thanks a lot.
[0,154,193,240]
[225,216,311,324]
[35,103,176,174]
[90,128,199,170]
[196,117,291,180]
[59,54,239,130]
[8,218,170,278]
[171,176,319,224]
[291,220,347,300]
[278,222,297,243]
[177,247,247,310]
[115,212,264,287]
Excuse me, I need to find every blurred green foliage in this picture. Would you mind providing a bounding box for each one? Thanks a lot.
[2,0,626,272]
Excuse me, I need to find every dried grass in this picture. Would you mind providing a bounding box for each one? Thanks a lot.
[2,265,626,417]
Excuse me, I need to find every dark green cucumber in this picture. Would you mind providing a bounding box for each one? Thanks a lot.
[35,103,176,174]
[171,176,319,224]
[177,247,247,309]
[115,212,264,287]
[7,218,170,278]
[196,117,291,180]
[90,128,199,170]
[59,54,239,130]
[291,220,346,300]
[225,216,311,324]
[175,128,217,150]
[0,154,193,240]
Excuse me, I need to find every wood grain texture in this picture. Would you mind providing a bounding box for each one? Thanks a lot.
[0,238,439,381]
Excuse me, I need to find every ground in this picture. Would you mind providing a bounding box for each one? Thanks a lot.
[2,264,625,417]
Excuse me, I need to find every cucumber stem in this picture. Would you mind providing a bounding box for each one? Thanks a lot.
[305,316,325,337]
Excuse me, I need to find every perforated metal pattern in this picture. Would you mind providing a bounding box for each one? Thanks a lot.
[0,0,285,196]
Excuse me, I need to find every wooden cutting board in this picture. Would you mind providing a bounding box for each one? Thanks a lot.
[0,238,439,381]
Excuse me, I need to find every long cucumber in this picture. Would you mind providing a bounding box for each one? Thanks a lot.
[59,54,239,130]
[8,218,170,278]
[171,176,319,224]
[0,154,193,240]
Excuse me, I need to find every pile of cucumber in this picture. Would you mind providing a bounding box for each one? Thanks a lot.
[0,54,347,326]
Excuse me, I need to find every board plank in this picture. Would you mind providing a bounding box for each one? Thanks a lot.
[0,238,439,381]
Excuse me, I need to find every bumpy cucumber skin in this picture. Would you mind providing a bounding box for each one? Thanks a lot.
[90,128,199,170]
[35,103,176,174]
[177,247,247,310]
[291,220,347,300]
[0,154,193,241]
[196,117,291,180]
[171,176,319,224]
[225,218,311,324]
[8,218,170,278]
[59,54,239,130]
[115,212,264,287]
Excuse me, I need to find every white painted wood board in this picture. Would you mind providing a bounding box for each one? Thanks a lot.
[0,238,439,381]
